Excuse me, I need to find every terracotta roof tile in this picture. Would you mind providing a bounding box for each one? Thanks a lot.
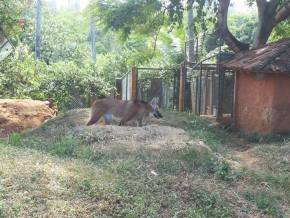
[223,38,290,74]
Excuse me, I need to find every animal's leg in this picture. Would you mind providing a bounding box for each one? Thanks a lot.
[137,118,143,127]
[103,113,113,125]
[87,109,104,126]
[119,110,137,126]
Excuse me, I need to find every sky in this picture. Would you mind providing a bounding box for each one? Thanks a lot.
[47,0,256,13]
[229,0,256,13]
[45,0,90,11]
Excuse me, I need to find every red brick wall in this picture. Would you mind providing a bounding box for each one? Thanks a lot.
[235,72,290,134]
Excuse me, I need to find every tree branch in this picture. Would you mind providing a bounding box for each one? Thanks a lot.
[217,0,249,52]
[275,1,290,24]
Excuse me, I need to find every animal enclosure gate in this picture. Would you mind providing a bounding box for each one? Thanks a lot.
[184,63,235,120]
[116,63,235,121]
[116,67,179,109]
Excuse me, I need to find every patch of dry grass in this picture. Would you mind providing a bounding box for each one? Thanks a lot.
[0,110,289,217]
[0,144,116,217]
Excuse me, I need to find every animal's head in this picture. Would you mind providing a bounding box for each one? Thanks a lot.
[150,97,163,119]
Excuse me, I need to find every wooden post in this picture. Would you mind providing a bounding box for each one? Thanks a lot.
[131,67,138,100]
[115,79,122,99]
[179,62,186,111]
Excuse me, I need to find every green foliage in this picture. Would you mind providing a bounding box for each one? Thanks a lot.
[270,19,290,42]
[188,189,233,217]
[0,0,32,36]
[89,0,164,38]
[89,0,217,41]
[22,11,90,64]
[214,160,239,181]
[186,116,234,152]
[0,45,112,111]
[228,12,257,44]
[42,61,111,110]
[243,191,284,217]
[7,132,22,147]
[48,137,81,157]
[0,45,47,99]
[0,202,5,218]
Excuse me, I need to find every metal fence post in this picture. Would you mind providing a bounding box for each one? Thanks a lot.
[178,62,186,112]
[131,67,138,100]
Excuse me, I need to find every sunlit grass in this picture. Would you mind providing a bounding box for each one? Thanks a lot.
[1,110,289,217]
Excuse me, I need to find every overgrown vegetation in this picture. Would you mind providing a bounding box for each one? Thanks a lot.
[1,0,290,217]
[1,111,289,217]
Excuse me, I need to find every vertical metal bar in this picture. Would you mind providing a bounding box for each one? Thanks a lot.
[184,41,187,62]
[198,63,203,115]
[173,71,176,110]
[216,42,222,121]
[203,70,208,114]
[126,73,128,101]
[131,67,138,100]
[231,70,235,119]
[179,62,186,112]
[195,76,198,115]
[195,37,199,62]
[210,70,214,115]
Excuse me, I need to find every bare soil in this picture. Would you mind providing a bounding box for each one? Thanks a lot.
[0,99,56,137]
[31,109,212,153]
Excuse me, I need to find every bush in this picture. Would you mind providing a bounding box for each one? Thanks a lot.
[0,45,113,111]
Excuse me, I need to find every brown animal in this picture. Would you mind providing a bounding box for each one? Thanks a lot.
[87,98,162,126]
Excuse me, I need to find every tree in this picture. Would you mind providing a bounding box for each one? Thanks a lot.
[22,11,91,64]
[90,18,97,63]
[35,0,42,59]
[90,0,290,54]
[228,12,257,45]
[187,0,195,63]
[0,0,32,36]
[270,19,290,41]
[217,0,290,52]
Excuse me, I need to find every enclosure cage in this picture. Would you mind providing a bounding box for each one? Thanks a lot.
[136,68,179,110]
[183,34,235,121]
[116,67,179,110]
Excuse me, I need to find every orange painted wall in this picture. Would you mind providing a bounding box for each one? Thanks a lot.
[235,72,290,134]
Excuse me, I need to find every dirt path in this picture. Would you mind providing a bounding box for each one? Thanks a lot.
[0,99,56,137]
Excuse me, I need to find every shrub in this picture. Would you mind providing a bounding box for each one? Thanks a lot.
[0,45,113,111]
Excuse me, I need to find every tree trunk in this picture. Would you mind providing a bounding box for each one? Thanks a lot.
[217,0,249,52]
[187,1,195,62]
[90,18,97,63]
[252,19,275,49]
[187,1,197,113]
[35,0,42,60]
[252,1,277,48]
[217,0,290,52]
[253,0,290,48]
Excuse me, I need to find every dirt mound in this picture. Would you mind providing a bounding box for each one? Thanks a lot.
[0,99,56,137]
[29,109,211,152]
[71,124,192,151]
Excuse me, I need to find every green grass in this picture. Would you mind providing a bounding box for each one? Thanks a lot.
[185,115,235,152]
[1,110,290,217]
[244,190,284,217]
[0,202,5,218]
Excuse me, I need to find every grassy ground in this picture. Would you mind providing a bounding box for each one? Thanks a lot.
[0,110,289,217]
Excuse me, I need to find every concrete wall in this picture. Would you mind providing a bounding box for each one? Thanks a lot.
[235,72,290,134]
